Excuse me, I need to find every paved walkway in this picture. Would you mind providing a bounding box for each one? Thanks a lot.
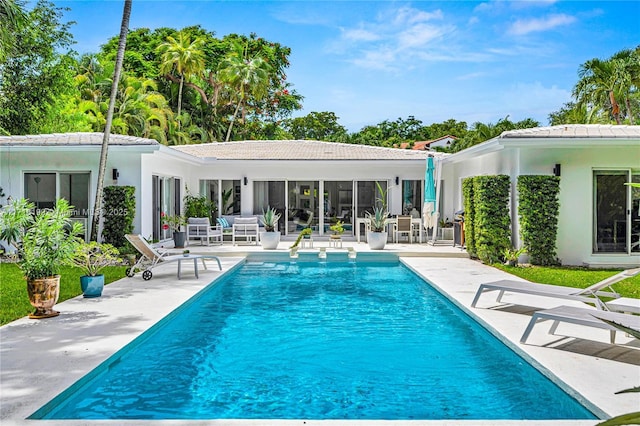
[1,241,638,425]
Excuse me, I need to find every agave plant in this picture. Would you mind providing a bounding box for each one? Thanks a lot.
[366,206,389,232]
[260,206,281,232]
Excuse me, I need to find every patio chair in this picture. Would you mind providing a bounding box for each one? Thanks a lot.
[232,217,259,245]
[125,234,221,280]
[471,267,640,310]
[520,305,640,345]
[187,217,223,246]
[393,215,413,243]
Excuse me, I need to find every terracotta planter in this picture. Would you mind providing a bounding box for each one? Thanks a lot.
[27,275,61,319]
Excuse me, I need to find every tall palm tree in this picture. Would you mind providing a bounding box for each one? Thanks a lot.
[219,42,271,141]
[574,58,623,124]
[0,0,25,63]
[157,33,205,120]
[90,0,132,241]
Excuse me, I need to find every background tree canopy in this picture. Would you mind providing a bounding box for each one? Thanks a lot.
[0,1,637,150]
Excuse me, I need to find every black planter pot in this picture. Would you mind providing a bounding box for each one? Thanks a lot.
[173,231,187,248]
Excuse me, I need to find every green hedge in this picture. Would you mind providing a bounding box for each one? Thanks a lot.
[517,175,560,265]
[102,186,135,248]
[462,177,476,258]
[472,175,511,264]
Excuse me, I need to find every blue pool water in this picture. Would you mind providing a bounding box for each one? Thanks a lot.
[37,257,595,420]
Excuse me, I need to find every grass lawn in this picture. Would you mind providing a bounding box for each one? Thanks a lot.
[495,264,640,299]
[0,262,127,325]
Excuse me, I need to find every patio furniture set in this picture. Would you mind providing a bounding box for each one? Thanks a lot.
[187,216,263,246]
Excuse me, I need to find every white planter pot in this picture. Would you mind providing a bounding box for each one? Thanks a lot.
[260,231,280,250]
[367,231,387,250]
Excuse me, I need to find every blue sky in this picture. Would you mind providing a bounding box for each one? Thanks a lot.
[53,0,639,132]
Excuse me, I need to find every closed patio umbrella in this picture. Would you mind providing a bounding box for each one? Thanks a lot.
[423,156,437,230]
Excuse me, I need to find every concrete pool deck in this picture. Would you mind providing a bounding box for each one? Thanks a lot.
[1,241,638,425]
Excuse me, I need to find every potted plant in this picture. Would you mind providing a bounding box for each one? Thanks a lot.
[366,181,389,250]
[71,241,120,298]
[0,198,82,318]
[162,214,187,248]
[329,220,345,240]
[503,247,527,267]
[259,206,282,250]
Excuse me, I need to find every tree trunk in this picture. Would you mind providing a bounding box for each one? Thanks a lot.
[626,97,635,125]
[225,99,243,142]
[177,73,183,125]
[609,90,621,125]
[90,0,132,242]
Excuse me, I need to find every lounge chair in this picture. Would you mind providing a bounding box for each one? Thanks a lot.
[471,268,640,310]
[125,234,221,280]
[520,305,640,345]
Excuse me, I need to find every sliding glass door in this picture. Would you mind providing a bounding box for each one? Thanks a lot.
[253,181,286,233]
[593,170,640,254]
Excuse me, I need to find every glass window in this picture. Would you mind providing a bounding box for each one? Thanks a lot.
[287,181,319,234]
[356,180,387,218]
[24,173,56,210]
[253,181,286,233]
[59,173,90,218]
[324,181,353,235]
[220,180,241,216]
[593,171,627,253]
[402,180,422,218]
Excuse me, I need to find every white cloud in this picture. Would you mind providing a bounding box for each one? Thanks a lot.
[341,28,381,42]
[334,5,458,71]
[508,14,576,35]
[397,23,452,50]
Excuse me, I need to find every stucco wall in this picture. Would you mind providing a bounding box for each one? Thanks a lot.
[442,142,640,267]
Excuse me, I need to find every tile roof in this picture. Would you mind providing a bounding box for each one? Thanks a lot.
[499,124,640,139]
[173,140,434,160]
[0,132,159,146]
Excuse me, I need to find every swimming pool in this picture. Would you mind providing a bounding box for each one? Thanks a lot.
[35,256,595,420]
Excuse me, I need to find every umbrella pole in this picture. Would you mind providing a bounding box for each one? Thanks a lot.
[430,156,443,245]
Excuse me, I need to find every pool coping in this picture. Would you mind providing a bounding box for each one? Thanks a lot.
[1,253,638,424]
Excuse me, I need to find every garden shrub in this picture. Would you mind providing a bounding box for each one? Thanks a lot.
[184,189,215,220]
[102,186,135,248]
[462,177,476,258]
[472,175,511,264]
[517,175,560,265]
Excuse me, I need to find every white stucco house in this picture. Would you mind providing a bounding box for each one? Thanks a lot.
[1,124,638,267]
[438,125,640,268]
[0,134,433,243]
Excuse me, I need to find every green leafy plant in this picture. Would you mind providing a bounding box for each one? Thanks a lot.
[366,206,389,232]
[472,175,511,264]
[4,198,84,280]
[260,206,281,232]
[366,181,389,233]
[0,197,33,252]
[70,241,120,277]
[102,186,135,248]
[162,214,187,232]
[184,189,215,219]
[462,177,476,257]
[517,175,560,266]
[329,220,345,235]
[222,188,234,214]
[290,228,312,249]
[503,247,527,266]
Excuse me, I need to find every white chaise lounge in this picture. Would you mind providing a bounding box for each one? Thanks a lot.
[471,268,640,310]
[520,305,640,345]
[125,234,222,280]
